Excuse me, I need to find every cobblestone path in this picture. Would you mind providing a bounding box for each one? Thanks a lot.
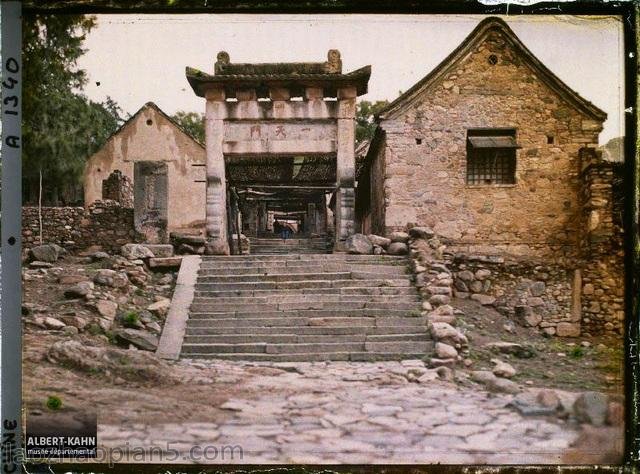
[98,359,582,464]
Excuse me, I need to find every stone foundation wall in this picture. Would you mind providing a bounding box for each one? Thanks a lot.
[451,255,580,336]
[22,201,142,253]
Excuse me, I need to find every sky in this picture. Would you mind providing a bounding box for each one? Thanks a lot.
[77,14,625,144]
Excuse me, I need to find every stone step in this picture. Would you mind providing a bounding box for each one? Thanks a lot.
[193,286,419,298]
[181,351,432,362]
[197,272,353,283]
[199,259,408,269]
[185,315,427,328]
[185,325,428,336]
[182,341,368,354]
[181,340,431,355]
[191,293,421,305]
[189,300,422,313]
[182,333,428,345]
[195,279,412,291]
[199,254,407,262]
[197,264,408,276]
[187,308,422,320]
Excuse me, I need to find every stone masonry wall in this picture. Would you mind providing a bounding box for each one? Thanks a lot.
[578,149,625,336]
[451,254,580,337]
[102,170,134,208]
[377,28,601,261]
[22,201,142,254]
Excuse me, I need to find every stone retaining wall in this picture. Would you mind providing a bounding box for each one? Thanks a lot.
[22,201,142,253]
[451,255,579,336]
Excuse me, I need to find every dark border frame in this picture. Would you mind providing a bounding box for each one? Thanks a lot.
[4,1,638,472]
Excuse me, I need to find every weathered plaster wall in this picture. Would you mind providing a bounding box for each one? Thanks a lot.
[378,29,601,260]
[84,105,207,232]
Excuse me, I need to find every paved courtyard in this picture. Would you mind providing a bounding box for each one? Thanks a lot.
[97,359,590,464]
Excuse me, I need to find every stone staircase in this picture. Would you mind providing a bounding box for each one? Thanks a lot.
[180,253,433,361]
[250,236,330,255]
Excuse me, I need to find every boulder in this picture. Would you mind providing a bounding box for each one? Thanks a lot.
[470,294,496,306]
[408,227,434,240]
[471,370,520,394]
[429,322,467,346]
[474,268,491,280]
[491,359,517,378]
[147,298,171,316]
[428,294,450,306]
[91,251,111,261]
[387,242,408,255]
[345,234,373,255]
[574,391,609,426]
[457,270,475,282]
[142,244,174,258]
[435,342,458,359]
[58,274,89,285]
[43,317,66,330]
[48,339,176,383]
[367,234,391,248]
[95,300,118,321]
[94,269,130,288]
[389,231,410,243]
[30,244,60,263]
[536,389,560,409]
[114,328,159,351]
[29,261,53,269]
[121,243,154,260]
[64,281,94,299]
[58,315,89,330]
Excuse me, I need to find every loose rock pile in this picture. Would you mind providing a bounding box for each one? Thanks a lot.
[344,232,410,256]
[23,241,178,353]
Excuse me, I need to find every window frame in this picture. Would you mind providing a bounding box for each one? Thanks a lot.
[466,128,519,186]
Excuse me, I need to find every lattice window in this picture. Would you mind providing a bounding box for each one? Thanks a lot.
[466,129,519,185]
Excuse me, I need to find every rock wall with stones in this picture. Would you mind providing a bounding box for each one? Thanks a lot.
[102,170,134,208]
[22,201,143,253]
[451,255,581,337]
[578,149,625,336]
[366,27,602,261]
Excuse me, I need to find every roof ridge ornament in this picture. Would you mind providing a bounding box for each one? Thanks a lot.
[325,49,342,74]
[215,51,231,75]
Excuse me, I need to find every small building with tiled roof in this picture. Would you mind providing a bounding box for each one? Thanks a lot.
[355,16,622,338]
[83,102,207,233]
[356,16,607,256]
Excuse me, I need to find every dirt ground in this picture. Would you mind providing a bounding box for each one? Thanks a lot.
[453,298,625,395]
[20,254,626,464]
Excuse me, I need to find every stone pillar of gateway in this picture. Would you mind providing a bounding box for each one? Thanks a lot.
[186,50,370,254]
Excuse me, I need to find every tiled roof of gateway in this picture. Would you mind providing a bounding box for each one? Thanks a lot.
[378,16,607,122]
[186,50,371,98]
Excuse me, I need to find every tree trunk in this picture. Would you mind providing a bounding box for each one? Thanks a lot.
[38,167,43,245]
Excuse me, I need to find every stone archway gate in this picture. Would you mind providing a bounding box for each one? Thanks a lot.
[186,50,370,254]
